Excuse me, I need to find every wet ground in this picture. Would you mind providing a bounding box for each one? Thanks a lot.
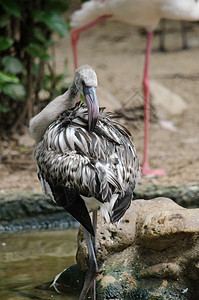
[0,229,79,300]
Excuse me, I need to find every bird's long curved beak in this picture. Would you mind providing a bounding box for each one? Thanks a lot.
[83,85,99,131]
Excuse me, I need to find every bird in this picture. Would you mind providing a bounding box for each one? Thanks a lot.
[29,65,141,300]
[70,0,199,176]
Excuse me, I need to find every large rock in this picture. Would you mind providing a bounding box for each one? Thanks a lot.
[150,80,187,120]
[75,197,199,299]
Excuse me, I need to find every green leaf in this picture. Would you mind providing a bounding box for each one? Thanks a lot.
[45,1,70,13]
[1,83,26,100]
[0,103,11,113]
[0,71,19,84]
[0,36,14,51]
[25,43,51,61]
[0,0,21,18]
[2,56,24,74]
[33,27,48,44]
[32,63,40,76]
[0,13,10,28]
[34,11,67,37]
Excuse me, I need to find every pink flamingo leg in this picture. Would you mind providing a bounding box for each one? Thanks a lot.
[71,15,112,70]
[142,31,166,176]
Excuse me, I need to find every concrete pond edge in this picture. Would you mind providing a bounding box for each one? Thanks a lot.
[0,184,198,233]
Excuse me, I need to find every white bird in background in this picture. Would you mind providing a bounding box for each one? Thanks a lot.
[29,65,140,300]
[70,0,199,176]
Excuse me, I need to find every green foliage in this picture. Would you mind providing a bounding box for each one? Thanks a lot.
[2,57,24,74]
[0,36,14,51]
[45,1,70,13]
[0,0,21,18]
[0,71,19,84]
[0,14,10,28]
[25,43,51,61]
[0,0,70,131]
[1,83,26,100]
[34,11,68,37]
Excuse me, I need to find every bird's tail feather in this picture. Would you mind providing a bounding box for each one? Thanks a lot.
[111,190,133,223]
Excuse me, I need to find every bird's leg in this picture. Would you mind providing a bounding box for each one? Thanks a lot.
[90,210,98,299]
[142,30,152,173]
[71,15,112,71]
[92,210,98,255]
[71,29,80,71]
[79,225,98,300]
[142,31,166,176]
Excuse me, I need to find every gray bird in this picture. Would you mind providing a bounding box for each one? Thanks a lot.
[29,65,141,300]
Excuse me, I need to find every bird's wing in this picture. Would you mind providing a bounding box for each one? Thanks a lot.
[51,185,95,236]
[37,166,94,236]
[37,166,55,201]
[35,142,119,203]
[35,104,140,220]
[111,189,133,223]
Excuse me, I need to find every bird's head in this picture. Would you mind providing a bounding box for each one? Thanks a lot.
[74,65,99,131]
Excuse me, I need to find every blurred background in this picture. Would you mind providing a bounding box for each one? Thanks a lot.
[0,0,199,193]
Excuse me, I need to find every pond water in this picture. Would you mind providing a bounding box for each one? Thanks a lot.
[0,229,80,300]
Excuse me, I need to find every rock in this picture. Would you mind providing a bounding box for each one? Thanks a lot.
[150,80,187,119]
[0,193,78,232]
[134,184,199,208]
[136,197,199,250]
[159,119,178,131]
[75,197,199,299]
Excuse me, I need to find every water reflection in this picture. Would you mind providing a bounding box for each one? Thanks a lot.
[0,229,79,300]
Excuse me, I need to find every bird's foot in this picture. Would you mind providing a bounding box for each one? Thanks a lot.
[79,270,97,300]
[142,162,166,176]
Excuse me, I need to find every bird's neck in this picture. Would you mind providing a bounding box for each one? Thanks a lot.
[68,80,79,101]
[29,82,80,143]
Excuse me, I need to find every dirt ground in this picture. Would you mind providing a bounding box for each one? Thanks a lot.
[0,14,199,194]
